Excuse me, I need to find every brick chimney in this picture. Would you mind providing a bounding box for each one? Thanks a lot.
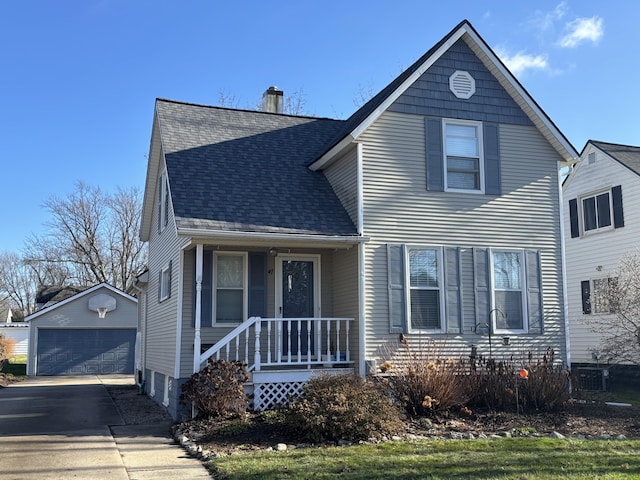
[262,86,284,113]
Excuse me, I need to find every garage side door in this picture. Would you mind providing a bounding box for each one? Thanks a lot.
[37,329,136,375]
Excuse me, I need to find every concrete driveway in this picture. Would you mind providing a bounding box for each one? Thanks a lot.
[0,375,210,480]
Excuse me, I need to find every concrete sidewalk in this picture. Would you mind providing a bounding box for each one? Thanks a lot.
[0,375,210,480]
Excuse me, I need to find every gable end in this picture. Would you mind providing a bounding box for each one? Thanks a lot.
[388,39,533,126]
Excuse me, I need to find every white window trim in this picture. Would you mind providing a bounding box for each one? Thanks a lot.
[490,249,528,335]
[159,264,171,302]
[405,245,446,334]
[443,118,485,194]
[579,188,614,236]
[213,252,248,326]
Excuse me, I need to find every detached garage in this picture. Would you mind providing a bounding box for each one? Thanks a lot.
[26,284,138,376]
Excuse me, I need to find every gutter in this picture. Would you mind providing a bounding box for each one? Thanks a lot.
[177,228,368,246]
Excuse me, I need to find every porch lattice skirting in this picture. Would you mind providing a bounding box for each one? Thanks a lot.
[252,381,305,411]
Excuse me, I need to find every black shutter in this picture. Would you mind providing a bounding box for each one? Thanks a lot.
[581,280,591,314]
[612,185,624,229]
[483,123,501,195]
[387,244,407,333]
[167,260,172,299]
[248,252,267,318]
[425,117,444,191]
[569,198,579,238]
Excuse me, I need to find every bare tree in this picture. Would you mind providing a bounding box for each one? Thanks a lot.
[586,250,640,364]
[0,251,57,317]
[24,181,147,292]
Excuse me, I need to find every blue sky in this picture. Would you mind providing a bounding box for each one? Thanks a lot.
[1,1,637,253]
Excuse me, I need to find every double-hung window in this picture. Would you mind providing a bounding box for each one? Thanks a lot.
[159,262,171,302]
[214,253,247,324]
[157,172,169,233]
[582,191,612,233]
[407,247,444,331]
[582,277,618,315]
[491,250,526,333]
[444,120,483,193]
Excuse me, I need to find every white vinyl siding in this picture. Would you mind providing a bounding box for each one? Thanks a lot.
[357,111,565,362]
[323,146,359,228]
[145,159,188,377]
[564,147,640,363]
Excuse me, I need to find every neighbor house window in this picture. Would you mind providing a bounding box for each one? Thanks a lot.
[582,191,612,233]
[444,120,483,192]
[491,250,526,333]
[214,253,247,324]
[407,247,444,331]
[582,277,618,315]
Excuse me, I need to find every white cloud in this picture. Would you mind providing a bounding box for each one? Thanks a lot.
[530,1,568,33]
[558,16,604,48]
[495,48,549,77]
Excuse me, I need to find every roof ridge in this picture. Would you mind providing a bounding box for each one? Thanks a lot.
[155,97,342,122]
[590,139,640,149]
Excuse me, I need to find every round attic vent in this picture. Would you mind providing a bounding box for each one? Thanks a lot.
[449,70,476,99]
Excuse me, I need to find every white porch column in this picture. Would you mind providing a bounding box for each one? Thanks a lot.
[193,244,203,373]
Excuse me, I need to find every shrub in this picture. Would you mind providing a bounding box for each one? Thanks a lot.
[283,373,405,443]
[0,335,15,371]
[379,340,466,416]
[180,359,249,418]
[518,349,571,411]
[462,348,571,412]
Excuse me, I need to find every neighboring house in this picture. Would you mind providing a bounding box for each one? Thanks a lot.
[0,305,12,324]
[563,141,640,373]
[26,283,138,376]
[0,304,29,356]
[139,20,577,419]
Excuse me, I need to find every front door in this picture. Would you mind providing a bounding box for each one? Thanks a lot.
[276,255,320,356]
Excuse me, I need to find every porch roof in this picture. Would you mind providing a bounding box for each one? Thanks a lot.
[156,100,358,237]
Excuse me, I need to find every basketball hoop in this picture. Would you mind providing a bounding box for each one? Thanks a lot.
[88,293,117,318]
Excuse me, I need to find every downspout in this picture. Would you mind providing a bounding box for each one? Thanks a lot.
[131,278,147,390]
[174,248,184,380]
[357,142,367,377]
[193,244,203,373]
[557,160,572,368]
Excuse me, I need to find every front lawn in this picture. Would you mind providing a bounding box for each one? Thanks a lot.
[208,438,640,479]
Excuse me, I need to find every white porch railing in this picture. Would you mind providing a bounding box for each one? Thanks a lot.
[198,317,354,372]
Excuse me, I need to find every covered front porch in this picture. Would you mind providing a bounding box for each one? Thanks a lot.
[184,240,363,410]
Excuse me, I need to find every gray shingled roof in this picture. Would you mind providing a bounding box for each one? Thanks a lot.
[156,100,357,236]
[591,140,640,176]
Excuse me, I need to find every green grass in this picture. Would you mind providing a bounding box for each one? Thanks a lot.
[207,438,640,479]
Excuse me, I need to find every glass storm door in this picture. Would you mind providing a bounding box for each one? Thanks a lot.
[277,256,319,356]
